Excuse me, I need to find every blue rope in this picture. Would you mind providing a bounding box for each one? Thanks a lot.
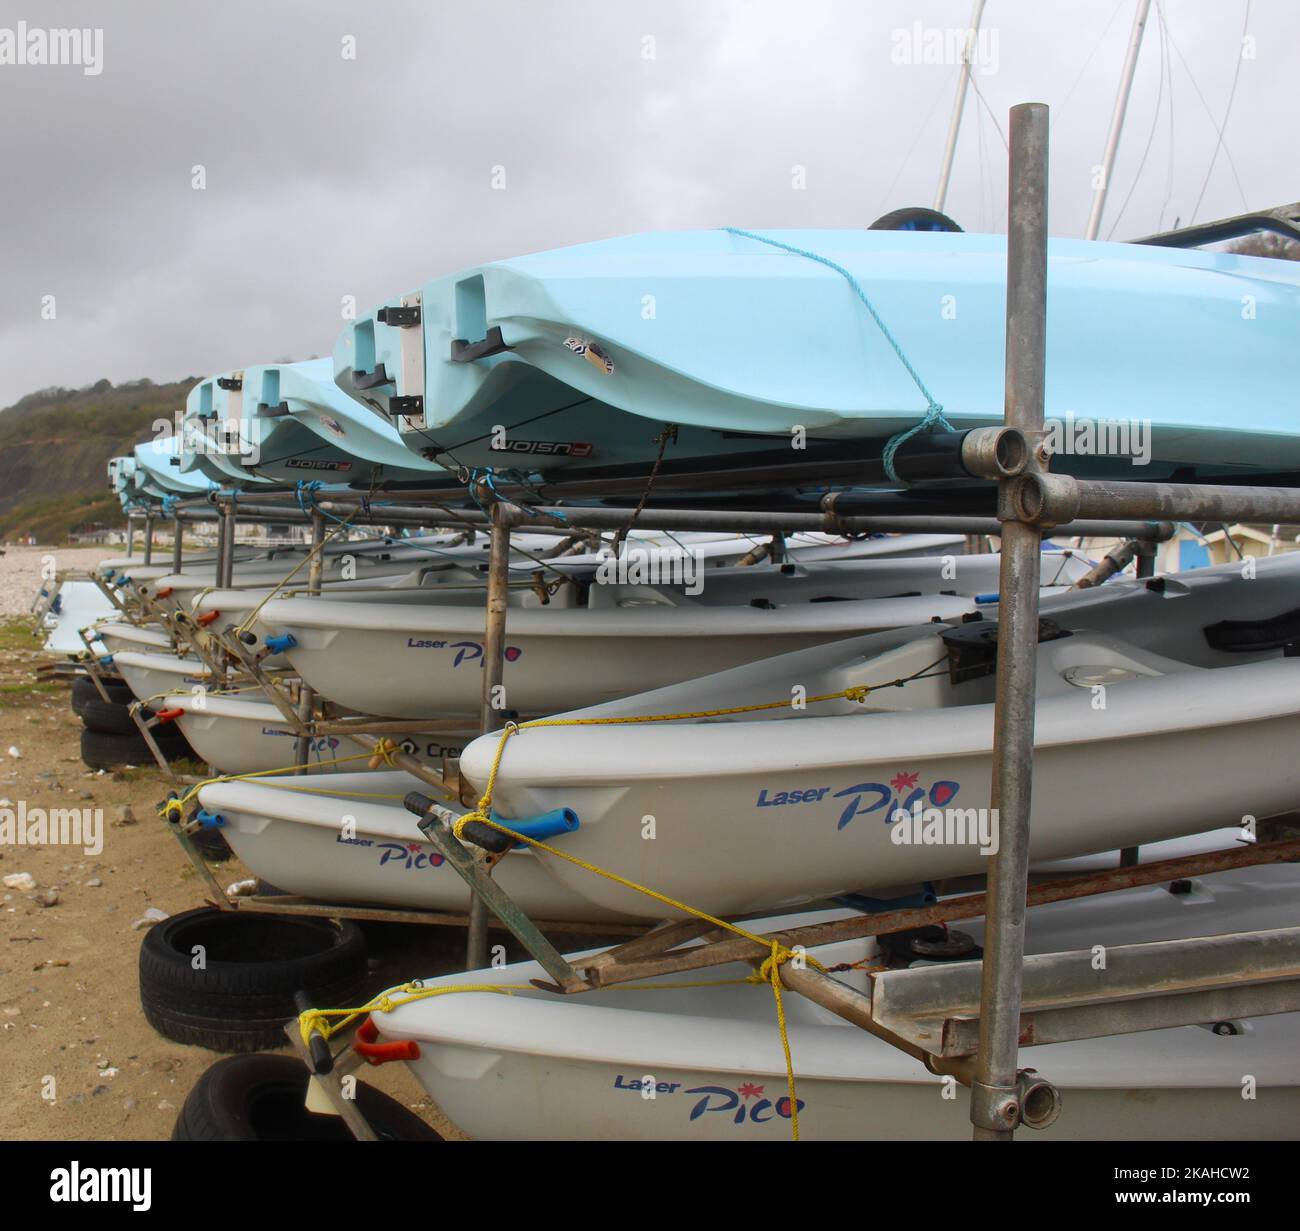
[466,467,566,522]
[721,227,953,484]
[295,480,324,515]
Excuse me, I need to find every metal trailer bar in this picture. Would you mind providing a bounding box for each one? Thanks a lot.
[293,508,326,768]
[215,499,236,590]
[147,492,1178,545]
[299,497,1177,543]
[871,926,1300,1057]
[1018,470,1300,527]
[562,837,1300,992]
[972,100,1049,1141]
[466,500,512,969]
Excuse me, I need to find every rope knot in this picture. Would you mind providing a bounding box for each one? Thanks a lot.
[842,685,872,703]
[758,940,797,983]
[368,737,400,769]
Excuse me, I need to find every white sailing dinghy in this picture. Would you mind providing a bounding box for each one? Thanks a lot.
[156,693,471,776]
[371,858,1300,1140]
[195,771,631,922]
[456,557,1300,918]
[94,623,173,655]
[110,649,211,704]
[37,580,117,656]
[254,552,1091,720]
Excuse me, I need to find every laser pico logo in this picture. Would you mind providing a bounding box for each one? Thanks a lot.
[613,1075,804,1125]
[405,638,523,667]
[336,833,446,871]
[833,771,960,830]
[756,771,960,829]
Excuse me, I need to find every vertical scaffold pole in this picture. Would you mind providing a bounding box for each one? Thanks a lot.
[294,508,326,767]
[217,500,236,590]
[971,101,1050,1141]
[467,501,511,969]
[142,514,155,566]
[172,516,184,574]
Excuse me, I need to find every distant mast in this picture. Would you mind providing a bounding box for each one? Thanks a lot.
[1084,0,1154,240]
[933,0,988,213]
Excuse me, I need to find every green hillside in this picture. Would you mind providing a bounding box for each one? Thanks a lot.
[0,377,197,542]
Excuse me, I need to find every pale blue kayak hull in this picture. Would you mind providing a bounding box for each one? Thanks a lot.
[239,359,446,485]
[132,435,213,499]
[180,374,278,487]
[333,229,1300,482]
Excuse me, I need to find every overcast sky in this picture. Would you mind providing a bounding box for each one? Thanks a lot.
[0,0,1290,408]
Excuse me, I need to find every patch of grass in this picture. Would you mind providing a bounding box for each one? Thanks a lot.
[0,680,61,694]
[0,618,43,651]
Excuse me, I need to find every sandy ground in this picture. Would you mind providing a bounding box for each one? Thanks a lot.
[0,615,475,1141]
[0,546,119,616]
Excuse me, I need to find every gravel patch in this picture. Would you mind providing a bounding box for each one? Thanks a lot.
[0,547,117,616]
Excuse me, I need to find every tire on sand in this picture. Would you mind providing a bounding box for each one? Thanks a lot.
[71,674,134,716]
[139,907,367,1053]
[172,1054,442,1141]
[80,697,156,736]
[80,725,192,770]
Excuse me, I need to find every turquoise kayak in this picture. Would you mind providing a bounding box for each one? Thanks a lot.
[179,372,277,487]
[131,435,213,499]
[236,359,446,485]
[332,229,1300,484]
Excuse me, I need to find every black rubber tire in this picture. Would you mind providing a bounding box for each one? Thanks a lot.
[191,825,233,863]
[869,206,964,232]
[139,907,367,1053]
[71,674,134,716]
[172,1054,442,1141]
[79,726,191,770]
[81,697,156,736]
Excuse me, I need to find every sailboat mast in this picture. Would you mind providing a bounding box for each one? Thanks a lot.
[933,0,988,213]
[1084,0,1153,240]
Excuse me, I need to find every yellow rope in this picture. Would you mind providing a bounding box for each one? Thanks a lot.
[299,982,530,1049]
[164,747,395,810]
[367,737,402,769]
[421,685,880,1139]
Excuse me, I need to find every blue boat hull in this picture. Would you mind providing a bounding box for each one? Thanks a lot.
[333,229,1300,484]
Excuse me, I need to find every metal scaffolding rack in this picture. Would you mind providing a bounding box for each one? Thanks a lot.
[111,103,1300,1140]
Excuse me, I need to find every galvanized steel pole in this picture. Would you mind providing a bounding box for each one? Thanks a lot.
[171,516,184,574]
[217,501,236,590]
[142,514,154,565]
[467,501,513,969]
[971,101,1050,1140]
[294,509,326,768]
